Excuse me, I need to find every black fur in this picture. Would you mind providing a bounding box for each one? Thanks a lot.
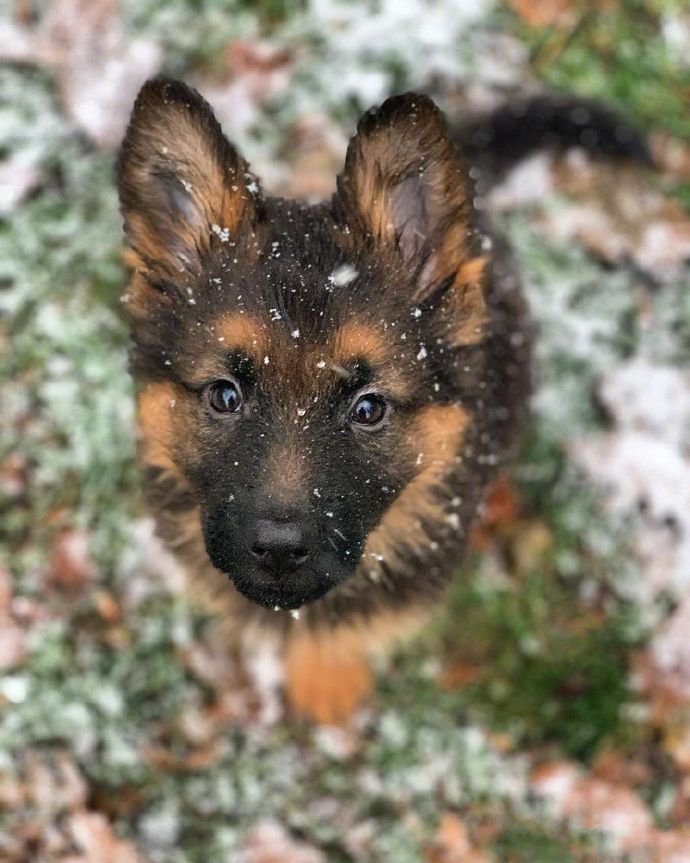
[119,80,644,627]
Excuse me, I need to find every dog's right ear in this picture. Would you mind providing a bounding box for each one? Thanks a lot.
[118,79,259,286]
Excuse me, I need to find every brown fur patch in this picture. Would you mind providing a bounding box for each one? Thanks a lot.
[216,313,267,362]
[137,382,180,472]
[330,321,415,401]
[455,256,486,286]
[441,257,489,347]
[333,321,389,366]
[284,606,428,723]
[284,630,373,724]
[362,404,470,572]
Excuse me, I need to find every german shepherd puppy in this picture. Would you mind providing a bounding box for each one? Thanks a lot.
[117,80,646,722]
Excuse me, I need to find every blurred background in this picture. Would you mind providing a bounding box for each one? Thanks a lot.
[1,1,690,861]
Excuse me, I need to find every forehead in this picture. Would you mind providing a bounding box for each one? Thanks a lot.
[192,311,413,402]
[201,198,409,327]
[180,204,419,396]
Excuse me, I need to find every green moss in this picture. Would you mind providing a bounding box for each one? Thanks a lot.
[493,820,595,863]
[438,568,632,761]
[674,181,690,214]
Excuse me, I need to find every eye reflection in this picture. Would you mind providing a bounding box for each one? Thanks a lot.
[350,393,388,427]
[206,379,243,415]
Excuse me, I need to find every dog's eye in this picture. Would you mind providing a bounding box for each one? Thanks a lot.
[350,393,388,428]
[206,380,242,415]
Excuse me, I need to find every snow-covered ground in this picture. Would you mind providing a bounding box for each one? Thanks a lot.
[2,1,690,861]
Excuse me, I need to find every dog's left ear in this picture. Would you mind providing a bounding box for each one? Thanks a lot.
[334,94,485,308]
[118,78,259,281]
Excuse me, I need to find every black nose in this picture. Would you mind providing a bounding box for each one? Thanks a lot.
[249,519,311,575]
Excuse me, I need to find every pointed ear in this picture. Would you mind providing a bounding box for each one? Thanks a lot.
[118,78,259,280]
[334,94,486,308]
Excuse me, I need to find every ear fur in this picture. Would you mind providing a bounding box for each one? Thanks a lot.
[334,93,484,307]
[118,78,259,282]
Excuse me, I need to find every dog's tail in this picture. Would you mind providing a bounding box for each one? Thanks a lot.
[454,93,653,190]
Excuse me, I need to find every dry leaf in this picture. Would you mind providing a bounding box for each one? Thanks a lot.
[0,621,26,670]
[634,830,690,863]
[531,760,655,853]
[275,114,347,201]
[240,819,326,863]
[69,811,143,863]
[470,475,522,549]
[438,662,483,692]
[425,813,491,863]
[48,528,97,592]
[507,0,578,28]
[651,132,690,182]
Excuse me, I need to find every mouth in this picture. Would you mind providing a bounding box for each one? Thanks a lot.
[225,559,351,610]
[230,572,329,610]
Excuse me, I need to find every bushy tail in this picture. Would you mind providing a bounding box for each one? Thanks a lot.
[454,93,653,189]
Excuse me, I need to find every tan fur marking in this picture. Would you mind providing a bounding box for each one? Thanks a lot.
[284,606,428,724]
[333,321,389,365]
[137,382,179,472]
[216,313,267,361]
[362,404,470,569]
[455,255,486,286]
[284,631,373,724]
[351,158,394,242]
[444,282,489,348]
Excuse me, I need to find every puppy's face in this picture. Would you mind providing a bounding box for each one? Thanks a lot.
[119,80,488,610]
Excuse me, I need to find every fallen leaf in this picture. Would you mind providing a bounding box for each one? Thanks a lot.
[241,819,326,863]
[592,750,652,788]
[48,528,97,592]
[24,750,89,814]
[669,775,690,828]
[0,620,26,670]
[0,568,13,613]
[651,132,690,182]
[69,811,143,863]
[93,589,121,623]
[470,475,522,549]
[275,114,347,201]
[639,830,690,863]
[507,0,578,28]
[0,452,27,499]
[425,813,491,863]
[531,760,655,853]
[438,662,483,692]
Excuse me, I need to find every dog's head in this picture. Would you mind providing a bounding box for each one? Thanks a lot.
[118,79,491,611]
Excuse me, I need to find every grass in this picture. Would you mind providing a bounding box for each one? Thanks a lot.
[514,0,690,139]
[494,821,596,863]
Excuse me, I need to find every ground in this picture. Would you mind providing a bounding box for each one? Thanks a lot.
[1,1,690,861]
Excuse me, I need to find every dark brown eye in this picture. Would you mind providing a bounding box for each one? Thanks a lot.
[350,393,388,428]
[206,380,242,415]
